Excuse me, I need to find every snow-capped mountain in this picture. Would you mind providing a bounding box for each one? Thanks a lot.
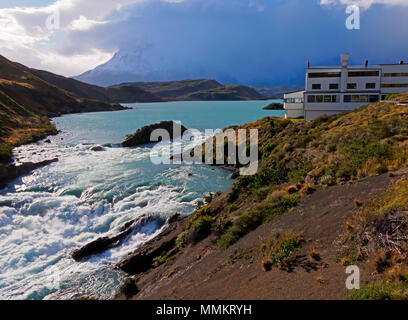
[74,48,238,87]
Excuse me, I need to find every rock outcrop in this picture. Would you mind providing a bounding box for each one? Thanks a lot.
[0,158,58,189]
[122,121,188,147]
[117,214,184,275]
[72,214,162,261]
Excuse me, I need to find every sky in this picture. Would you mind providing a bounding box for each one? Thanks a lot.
[0,0,407,85]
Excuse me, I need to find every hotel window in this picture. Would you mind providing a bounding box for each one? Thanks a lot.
[347,83,357,89]
[308,72,341,78]
[359,95,369,103]
[332,95,339,103]
[312,84,321,90]
[366,83,376,89]
[352,95,360,103]
[344,95,351,103]
[294,98,303,103]
[369,95,379,103]
[348,71,380,77]
[329,83,339,90]
[316,95,323,103]
[381,83,408,88]
[324,95,331,103]
[307,96,315,103]
[383,73,408,77]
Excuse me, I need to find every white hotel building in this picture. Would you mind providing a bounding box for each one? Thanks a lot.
[284,54,408,121]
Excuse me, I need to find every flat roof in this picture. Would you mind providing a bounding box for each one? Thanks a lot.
[308,65,381,70]
[284,90,305,95]
[308,63,408,69]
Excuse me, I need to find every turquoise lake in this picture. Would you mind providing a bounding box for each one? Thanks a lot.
[0,100,283,300]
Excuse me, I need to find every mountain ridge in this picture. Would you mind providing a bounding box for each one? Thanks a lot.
[0,54,133,167]
[109,79,266,101]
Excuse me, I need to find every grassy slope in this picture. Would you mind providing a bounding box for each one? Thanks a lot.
[123,93,408,300]
[0,54,126,165]
[208,97,408,248]
[31,69,163,103]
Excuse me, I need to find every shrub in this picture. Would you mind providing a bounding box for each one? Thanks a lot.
[249,161,288,189]
[286,185,298,194]
[368,119,391,139]
[261,259,272,272]
[254,186,271,200]
[184,215,215,244]
[269,232,304,267]
[228,203,239,213]
[288,158,313,182]
[337,138,392,179]
[300,184,316,196]
[319,174,333,186]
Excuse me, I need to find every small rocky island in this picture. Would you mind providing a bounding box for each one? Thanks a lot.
[263,102,284,110]
[122,121,188,147]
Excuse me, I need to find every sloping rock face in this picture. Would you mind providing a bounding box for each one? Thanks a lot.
[122,121,188,147]
[72,214,163,261]
[117,214,184,275]
[0,158,58,189]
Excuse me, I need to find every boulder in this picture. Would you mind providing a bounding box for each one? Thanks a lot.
[90,145,104,152]
[122,121,188,147]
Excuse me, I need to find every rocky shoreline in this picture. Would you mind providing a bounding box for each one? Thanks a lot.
[0,157,59,189]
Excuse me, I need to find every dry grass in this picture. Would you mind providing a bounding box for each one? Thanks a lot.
[300,184,316,196]
[286,185,298,194]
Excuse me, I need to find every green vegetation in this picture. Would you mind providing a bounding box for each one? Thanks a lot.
[176,205,216,248]
[337,177,408,299]
[269,232,304,267]
[172,93,408,255]
[218,193,299,248]
[345,283,408,300]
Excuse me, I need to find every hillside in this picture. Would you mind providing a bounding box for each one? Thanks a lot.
[181,84,266,101]
[110,80,266,101]
[0,54,128,167]
[125,79,222,100]
[31,69,162,103]
[250,85,304,98]
[111,94,408,300]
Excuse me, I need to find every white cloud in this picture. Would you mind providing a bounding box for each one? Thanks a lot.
[320,0,408,10]
[68,16,109,31]
[0,0,158,76]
